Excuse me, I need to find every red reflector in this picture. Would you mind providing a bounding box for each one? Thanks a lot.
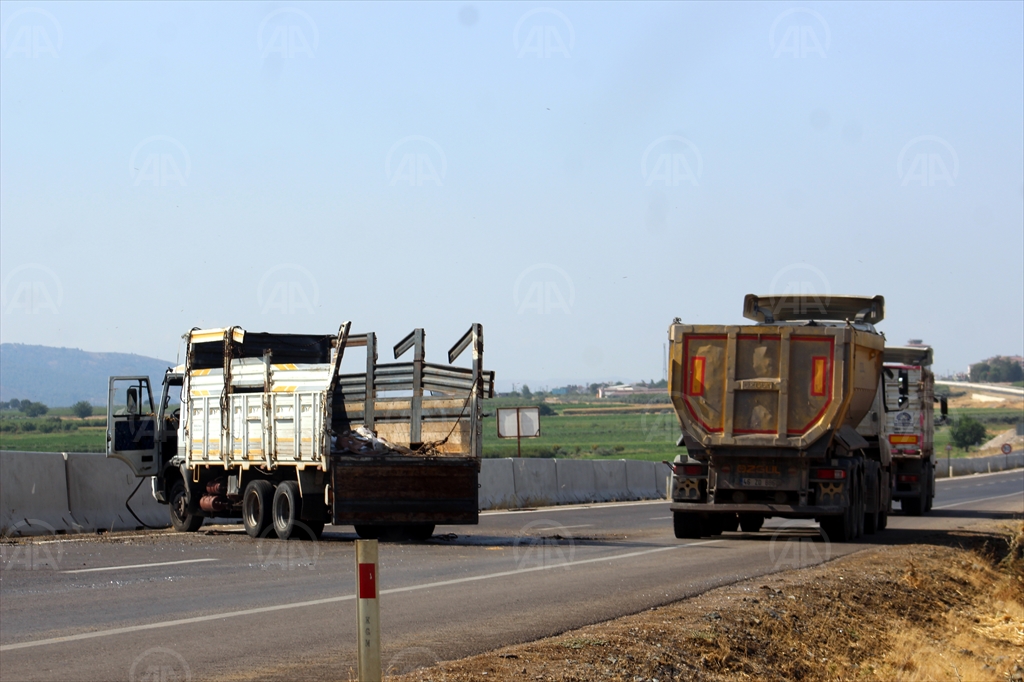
[898,475,919,483]
[812,469,846,480]
[358,563,377,599]
[682,465,703,476]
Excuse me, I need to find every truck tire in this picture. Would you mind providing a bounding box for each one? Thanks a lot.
[863,467,878,535]
[673,512,704,539]
[354,525,383,540]
[820,470,861,543]
[717,514,740,533]
[924,463,934,512]
[404,524,435,542]
[902,496,923,516]
[272,481,305,540]
[243,480,275,539]
[169,480,203,533]
[739,514,763,533]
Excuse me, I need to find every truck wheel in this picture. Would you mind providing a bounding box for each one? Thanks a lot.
[718,514,740,533]
[354,525,383,540]
[901,497,923,516]
[404,524,435,542]
[863,470,878,535]
[169,480,203,533]
[243,480,275,538]
[272,481,303,540]
[853,471,865,539]
[924,464,934,512]
[673,512,704,539]
[739,514,763,533]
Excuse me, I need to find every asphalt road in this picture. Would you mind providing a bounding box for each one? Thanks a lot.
[1,469,1021,681]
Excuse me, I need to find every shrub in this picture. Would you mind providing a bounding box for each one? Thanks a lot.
[950,417,987,450]
[21,422,36,432]
[22,401,48,417]
[72,401,94,419]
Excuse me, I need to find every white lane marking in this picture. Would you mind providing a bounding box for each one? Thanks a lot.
[0,540,718,652]
[932,491,1024,510]
[650,516,672,520]
[62,559,218,574]
[549,524,593,530]
[482,499,668,516]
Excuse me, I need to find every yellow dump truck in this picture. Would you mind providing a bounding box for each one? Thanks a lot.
[667,294,891,542]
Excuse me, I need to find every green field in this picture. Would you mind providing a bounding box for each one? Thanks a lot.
[2,401,1018,461]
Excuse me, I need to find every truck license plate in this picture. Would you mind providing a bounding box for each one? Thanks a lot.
[741,477,779,488]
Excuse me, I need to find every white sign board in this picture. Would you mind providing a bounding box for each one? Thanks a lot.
[497,407,541,439]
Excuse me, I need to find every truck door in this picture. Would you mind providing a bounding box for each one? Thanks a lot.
[107,376,159,477]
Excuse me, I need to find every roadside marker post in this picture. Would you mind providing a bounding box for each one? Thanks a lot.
[356,539,381,682]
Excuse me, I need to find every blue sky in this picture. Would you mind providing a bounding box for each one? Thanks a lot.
[1,1,1022,387]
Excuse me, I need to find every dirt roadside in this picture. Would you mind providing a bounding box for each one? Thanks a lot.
[392,521,1024,682]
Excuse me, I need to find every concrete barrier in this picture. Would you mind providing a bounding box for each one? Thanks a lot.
[935,451,1024,479]
[65,453,167,531]
[479,458,516,509]
[554,459,597,504]
[592,460,627,502]
[0,452,77,536]
[625,460,659,499]
[511,458,558,507]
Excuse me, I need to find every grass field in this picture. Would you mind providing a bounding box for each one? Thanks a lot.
[1,401,1018,461]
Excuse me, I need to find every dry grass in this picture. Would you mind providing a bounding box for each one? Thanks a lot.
[392,523,1024,682]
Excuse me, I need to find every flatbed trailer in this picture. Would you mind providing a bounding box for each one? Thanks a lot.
[107,323,493,540]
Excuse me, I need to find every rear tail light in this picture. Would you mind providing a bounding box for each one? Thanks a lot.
[898,474,919,483]
[889,435,919,445]
[682,465,703,476]
[812,468,846,480]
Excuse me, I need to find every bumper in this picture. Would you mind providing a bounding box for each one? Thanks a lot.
[670,501,846,517]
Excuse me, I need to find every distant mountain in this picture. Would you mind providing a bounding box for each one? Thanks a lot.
[0,344,174,407]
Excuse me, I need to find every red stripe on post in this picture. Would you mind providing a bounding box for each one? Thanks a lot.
[358,563,376,599]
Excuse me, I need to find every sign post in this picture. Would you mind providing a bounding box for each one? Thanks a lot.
[1002,442,1013,470]
[496,406,541,456]
[356,539,381,682]
[946,443,952,478]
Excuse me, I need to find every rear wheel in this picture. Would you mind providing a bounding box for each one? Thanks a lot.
[863,468,878,535]
[272,481,304,540]
[243,480,275,538]
[354,525,383,540]
[168,480,203,533]
[739,514,763,533]
[673,512,704,539]
[717,514,740,533]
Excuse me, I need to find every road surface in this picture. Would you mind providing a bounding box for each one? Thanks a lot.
[1,469,1021,681]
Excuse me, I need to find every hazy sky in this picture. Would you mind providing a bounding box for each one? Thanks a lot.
[1,1,1022,388]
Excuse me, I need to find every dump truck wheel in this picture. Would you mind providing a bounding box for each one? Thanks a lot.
[739,514,763,533]
[718,514,740,533]
[863,468,878,535]
[901,496,923,516]
[673,512,704,539]
[169,480,203,533]
[924,463,934,512]
[243,480,275,538]
[272,481,303,540]
[354,525,383,540]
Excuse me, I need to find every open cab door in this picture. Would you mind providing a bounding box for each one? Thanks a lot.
[107,376,159,477]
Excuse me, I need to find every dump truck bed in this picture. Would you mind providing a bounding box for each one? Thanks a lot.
[669,322,884,452]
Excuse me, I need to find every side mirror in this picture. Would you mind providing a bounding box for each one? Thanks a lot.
[126,387,138,416]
